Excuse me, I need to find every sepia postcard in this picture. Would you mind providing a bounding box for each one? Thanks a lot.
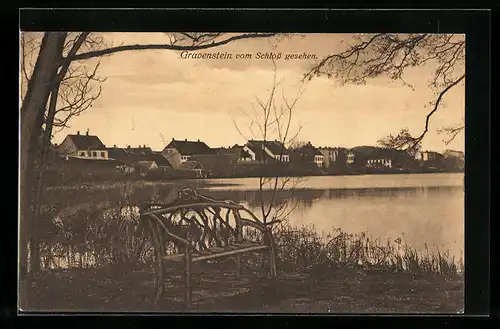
[19,32,465,313]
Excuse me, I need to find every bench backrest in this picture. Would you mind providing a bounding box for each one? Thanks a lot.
[140,188,273,255]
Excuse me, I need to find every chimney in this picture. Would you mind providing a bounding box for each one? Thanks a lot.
[127,145,130,149]
[77,131,80,135]
[197,139,200,142]
[86,129,89,136]
[54,143,58,147]
[113,144,116,148]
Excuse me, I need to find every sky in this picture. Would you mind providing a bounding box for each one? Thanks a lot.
[41,33,464,153]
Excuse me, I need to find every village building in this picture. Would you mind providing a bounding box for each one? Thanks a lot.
[318,147,342,168]
[215,144,253,162]
[443,149,465,160]
[346,150,356,165]
[243,140,290,163]
[442,149,465,171]
[106,145,172,174]
[162,138,214,164]
[107,145,154,163]
[148,152,172,171]
[132,160,159,176]
[365,148,415,170]
[417,150,446,169]
[419,150,444,162]
[293,142,325,168]
[57,130,108,160]
[366,158,393,168]
[178,160,206,178]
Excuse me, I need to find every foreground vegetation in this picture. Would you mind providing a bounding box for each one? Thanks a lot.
[23,182,464,312]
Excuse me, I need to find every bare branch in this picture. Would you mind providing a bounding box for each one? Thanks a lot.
[70,33,276,62]
[437,124,465,145]
[307,33,465,149]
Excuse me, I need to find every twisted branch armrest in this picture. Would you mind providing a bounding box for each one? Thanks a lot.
[143,212,191,246]
[239,218,276,247]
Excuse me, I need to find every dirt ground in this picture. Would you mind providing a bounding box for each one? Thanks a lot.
[22,261,464,314]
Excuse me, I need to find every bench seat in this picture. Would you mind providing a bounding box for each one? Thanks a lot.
[162,242,269,262]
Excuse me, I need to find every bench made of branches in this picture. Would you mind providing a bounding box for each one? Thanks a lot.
[140,188,277,309]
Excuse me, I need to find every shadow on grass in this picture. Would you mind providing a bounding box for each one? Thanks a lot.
[23,261,464,314]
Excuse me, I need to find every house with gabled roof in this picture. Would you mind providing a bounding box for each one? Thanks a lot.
[293,142,325,167]
[162,138,214,164]
[106,145,172,173]
[107,145,156,164]
[215,144,252,162]
[243,140,290,163]
[148,152,172,171]
[57,130,108,160]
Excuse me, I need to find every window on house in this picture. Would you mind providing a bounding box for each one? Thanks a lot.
[80,152,85,156]
[101,152,105,157]
[92,152,97,157]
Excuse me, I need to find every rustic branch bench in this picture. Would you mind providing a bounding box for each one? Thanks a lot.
[140,187,278,309]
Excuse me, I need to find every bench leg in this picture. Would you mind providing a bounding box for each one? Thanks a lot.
[149,221,164,306]
[236,255,242,277]
[154,262,164,305]
[269,249,277,278]
[184,247,193,309]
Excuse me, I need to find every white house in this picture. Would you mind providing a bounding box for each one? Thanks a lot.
[57,130,108,160]
[243,140,290,163]
[366,158,393,168]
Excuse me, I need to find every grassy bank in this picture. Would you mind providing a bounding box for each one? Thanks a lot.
[27,204,463,312]
[26,262,463,313]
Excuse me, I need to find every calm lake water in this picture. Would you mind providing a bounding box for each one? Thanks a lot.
[196,173,464,259]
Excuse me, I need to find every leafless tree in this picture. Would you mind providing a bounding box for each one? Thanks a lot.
[304,33,465,153]
[19,32,278,285]
[20,33,108,275]
[233,61,304,228]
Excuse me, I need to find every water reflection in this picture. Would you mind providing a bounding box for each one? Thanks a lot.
[198,175,464,260]
[41,173,464,269]
[199,186,463,208]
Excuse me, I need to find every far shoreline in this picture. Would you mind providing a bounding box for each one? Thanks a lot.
[45,171,464,192]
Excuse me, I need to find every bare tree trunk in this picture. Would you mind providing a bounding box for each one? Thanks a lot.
[29,86,59,275]
[30,32,87,275]
[20,32,66,293]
